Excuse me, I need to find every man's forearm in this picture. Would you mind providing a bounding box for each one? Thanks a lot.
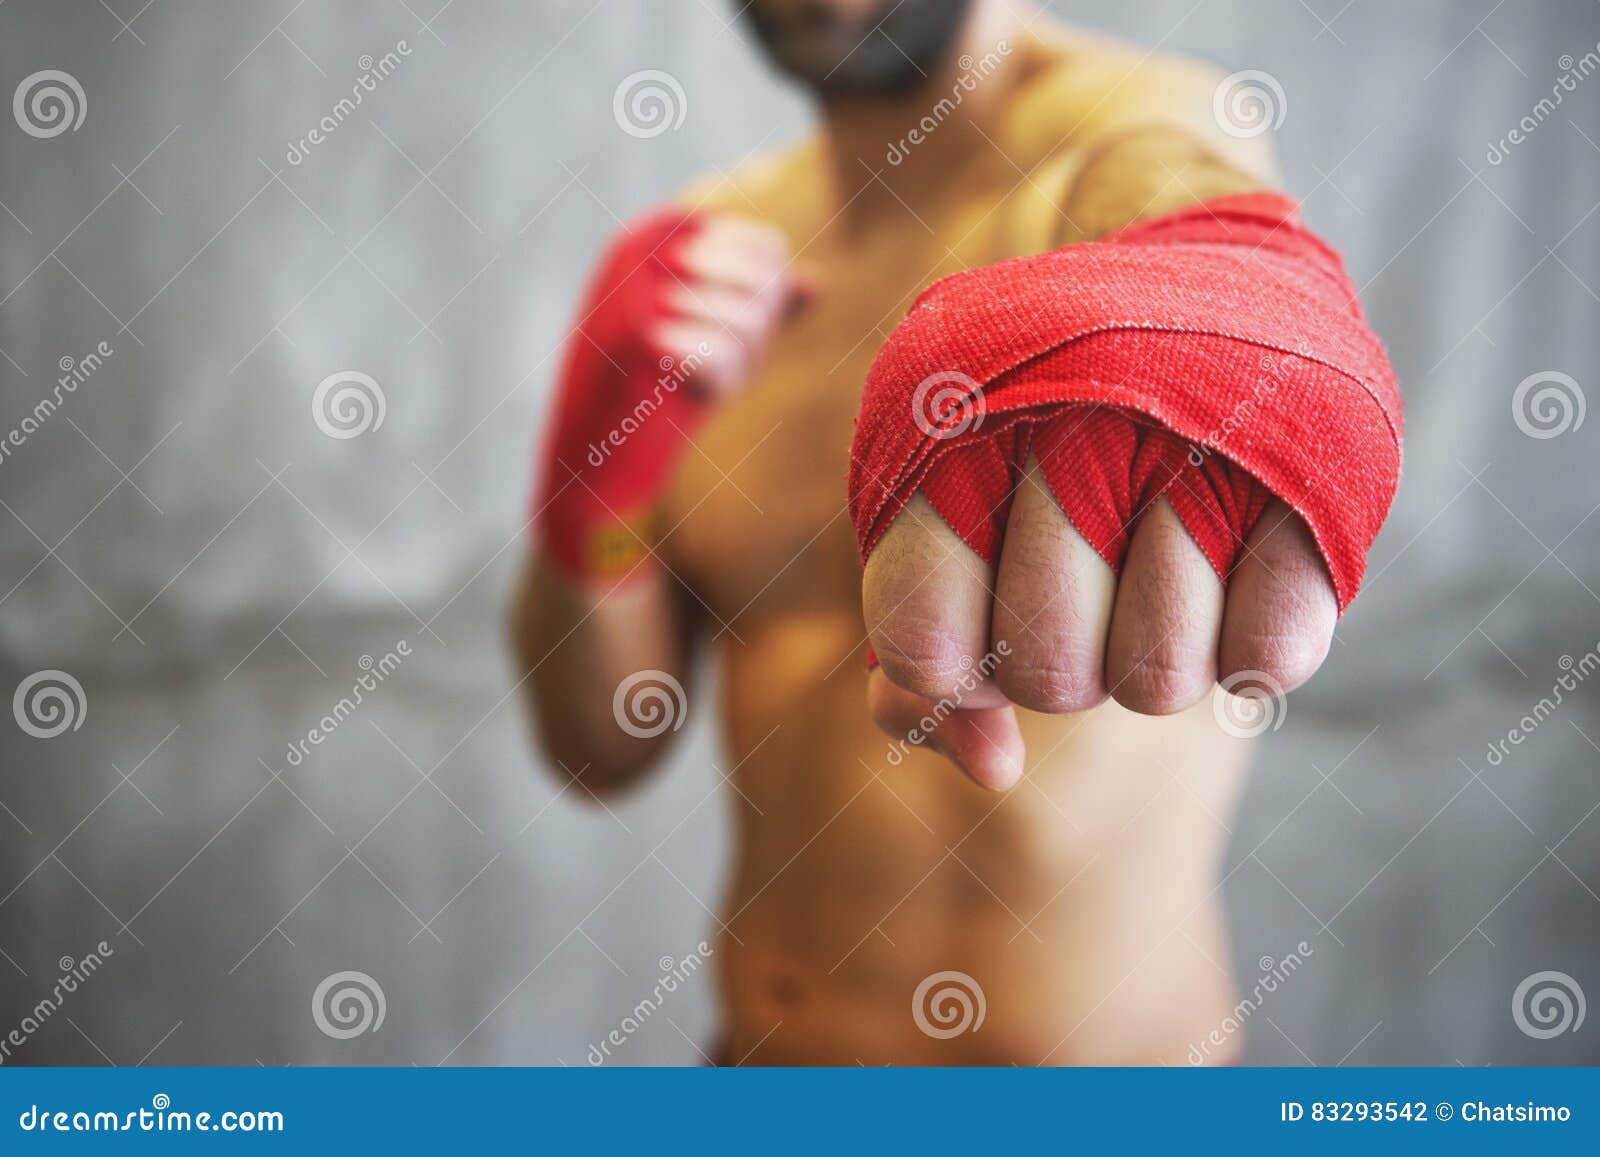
[511,555,693,797]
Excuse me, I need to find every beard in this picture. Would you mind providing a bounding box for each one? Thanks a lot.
[738,0,975,97]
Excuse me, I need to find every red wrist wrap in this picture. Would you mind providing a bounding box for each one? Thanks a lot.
[848,192,1403,616]
[535,206,706,580]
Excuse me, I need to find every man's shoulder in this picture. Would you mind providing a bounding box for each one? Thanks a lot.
[999,27,1268,175]
[995,27,1276,241]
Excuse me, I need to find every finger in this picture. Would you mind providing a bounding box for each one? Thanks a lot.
[991,457,1116,713]
[699,214,789,260]
[863,494,1010,708]
[650,322,750,399]
[1219,499,1338,693]
[666,283,773,345]
[676,259,803,347]
[678,224,789,295]
[679,220,815,327]
[674,252,778,299]
[1105,497,1224,714]
[868,668,1025,791]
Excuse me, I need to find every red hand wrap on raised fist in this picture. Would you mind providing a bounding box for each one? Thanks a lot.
[848,192,1403,616]
[534,207,706,581]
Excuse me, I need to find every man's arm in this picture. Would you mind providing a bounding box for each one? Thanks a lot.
[512,207,803,797]
[857,80,1399,788]
[511,556,692,796]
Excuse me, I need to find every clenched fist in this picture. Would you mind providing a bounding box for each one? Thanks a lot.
[535,207,808,580]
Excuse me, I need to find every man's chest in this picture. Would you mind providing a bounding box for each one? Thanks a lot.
[659,271,897,624]
[660,182,1066,622]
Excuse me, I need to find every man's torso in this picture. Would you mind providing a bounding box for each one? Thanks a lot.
[659,28,1259,1065]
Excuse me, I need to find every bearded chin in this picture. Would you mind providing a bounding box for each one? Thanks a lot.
[744,0,975,98]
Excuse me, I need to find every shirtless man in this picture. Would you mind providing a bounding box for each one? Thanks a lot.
[513,0,1384,1064]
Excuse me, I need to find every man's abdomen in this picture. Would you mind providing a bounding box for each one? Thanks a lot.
[712,613,1254,1065]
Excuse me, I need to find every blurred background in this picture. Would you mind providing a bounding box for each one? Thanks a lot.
[1,0,1597,1065]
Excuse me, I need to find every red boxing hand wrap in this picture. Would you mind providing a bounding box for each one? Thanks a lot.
[535,207,706,580]
[848,192,1403,617]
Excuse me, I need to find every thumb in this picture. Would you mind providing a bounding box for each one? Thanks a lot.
[867,668,1026,791]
